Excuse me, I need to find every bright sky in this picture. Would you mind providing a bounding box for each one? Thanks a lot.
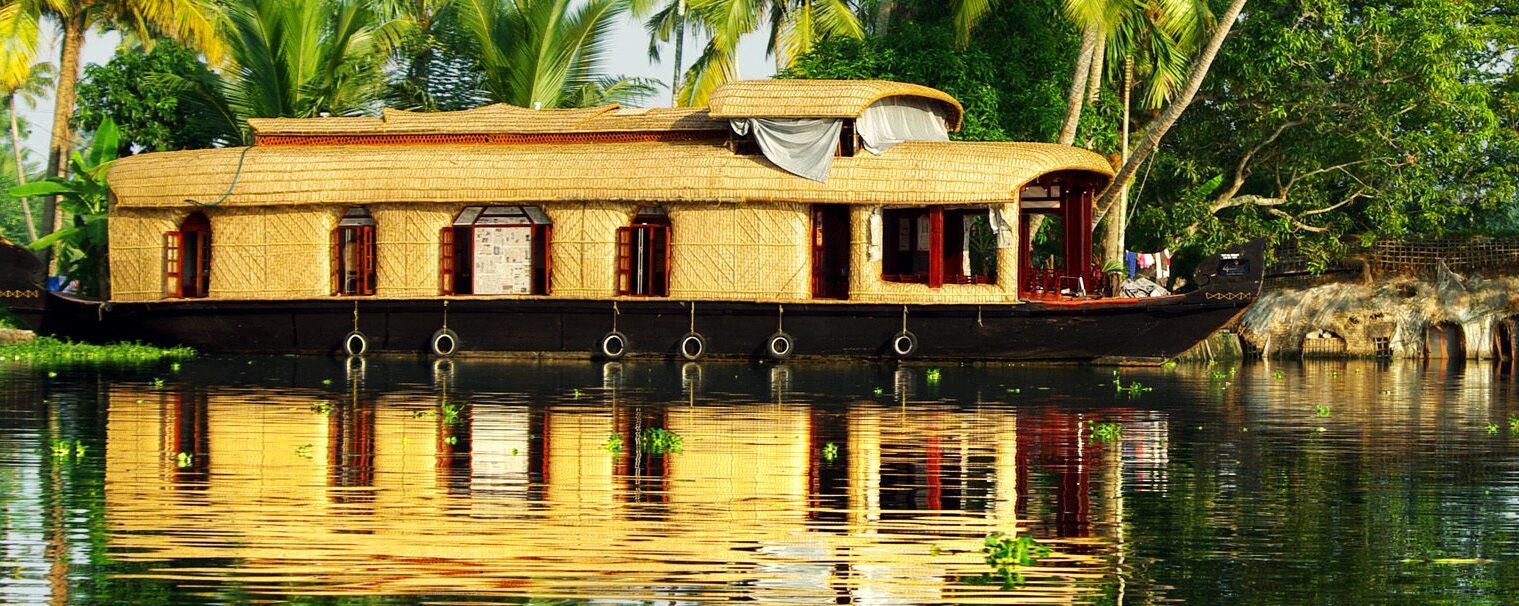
[19,14,777,159]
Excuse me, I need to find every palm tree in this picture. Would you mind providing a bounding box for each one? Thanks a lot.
[675,0,862,106]
[167,0,410,143]
[636,0,693,105]
[453,0,631,109]
[4,62,53,242]
[3,0,224,242]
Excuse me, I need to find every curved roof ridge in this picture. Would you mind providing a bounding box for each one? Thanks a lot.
[707,79,964,131]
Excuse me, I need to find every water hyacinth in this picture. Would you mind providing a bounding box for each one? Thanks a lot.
[1,337,195,364]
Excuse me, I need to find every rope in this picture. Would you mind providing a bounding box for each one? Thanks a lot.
[352,301,358,332]
[977,305,983,327]
[184,146,252,208]
[442,299,449,331]
[777,304,784,332]
[901,305,908,333]
[612,301,620,332]
[689,301,696,333]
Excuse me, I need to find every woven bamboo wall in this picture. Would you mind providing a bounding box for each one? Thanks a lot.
[546,202,631,298]
[108,208,182,301]
[209,207,335,299]
[845,204,1021,304]
[371,204,456,297]
[667,203,810,301]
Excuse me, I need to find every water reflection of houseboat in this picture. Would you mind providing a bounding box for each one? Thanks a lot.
[2,80,1261,362]
[100,372,1128,603]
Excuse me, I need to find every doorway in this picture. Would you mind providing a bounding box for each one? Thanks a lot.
[811,205,850,299]
[164,211,211,298]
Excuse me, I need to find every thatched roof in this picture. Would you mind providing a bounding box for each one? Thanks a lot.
[108,141,1111,209]
[708,80,963,131]
[248,105,725,139]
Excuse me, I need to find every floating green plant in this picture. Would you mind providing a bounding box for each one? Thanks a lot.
[1088,421,1122,443]
[149,377,166,388]
[175,452,194,468]
[294,444,313,459]
[639,427,684,455]
[438,401,469,425]
[872,387,884,396]
[604,434,625,453]
[170,362,181,373]
[1110,371,1152,397]
[1489,423,1500,435]
[1315,405,1332,417]
[926,368,942,384]
[1510,417,1519,434]
[1006,387,1021,394]
[310,401,335,415]
[444,435,458,446]
[1161,360,1178,370]
[977,532,1051,589]
[321,379,333,386]
[822,442,839,463]
[572,388,582,399]
[50,439,87,459]
[1274,370,1285,380]
[0,337,194,364]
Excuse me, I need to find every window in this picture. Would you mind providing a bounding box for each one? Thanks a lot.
[441,206,552,295]
[332,207,377,296]
[164,211,211,298]
[881,206,996,287]
[616,208,671,297]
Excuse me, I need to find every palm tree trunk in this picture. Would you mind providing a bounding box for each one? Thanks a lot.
[1085,29,1106,103]
[1093,0,1247,226]
[1056,25,1098,146]
[10,95,37,243]
[671,0,686,106]
[42,13,86,257]
[1100,55,1133,267]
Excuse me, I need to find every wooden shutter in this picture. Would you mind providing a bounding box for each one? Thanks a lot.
[330,228,342,294]
[196,232,212,297]
[539,224,552,295]
[928,207,944,289]
[439,227,455,295]
[658,225,671,296]
[358,225,376,295]
[615,226,634,296]
[163,231,183,298]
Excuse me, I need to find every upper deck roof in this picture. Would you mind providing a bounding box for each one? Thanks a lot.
[708,80,963,131]
[108,141,1112,209]
[245,79,963,142]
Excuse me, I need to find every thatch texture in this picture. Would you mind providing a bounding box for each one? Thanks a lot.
[544,201,632,299]
[109,141,1111,210]
[107,208,181,301]
[708,80,964,131]
[249,105,723,138]
[370,204,456,298]
[206,208,334,299]
[667,203,810,301]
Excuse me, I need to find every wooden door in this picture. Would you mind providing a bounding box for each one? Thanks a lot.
[810,205,850,300]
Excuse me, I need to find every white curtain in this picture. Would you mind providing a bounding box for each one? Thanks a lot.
[857,96,950,154]
[731,117,843,182]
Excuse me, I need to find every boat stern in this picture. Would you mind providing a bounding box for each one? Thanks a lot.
[0,238,45,330]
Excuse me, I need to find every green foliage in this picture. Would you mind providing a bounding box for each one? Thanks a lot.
[0,336,195,364]
[453,0,636,109]
[73,41,221,151]
[783,0,1098,144]
[9,117,119,296]
[1130,0,1519,259]
[604,433,625,453]
[821,441,839,462]
[639,427,683,454]
[978,532,1051,588]
[1088,420,1123,443]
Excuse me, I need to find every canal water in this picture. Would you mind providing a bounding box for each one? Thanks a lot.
[2,356,1518,604]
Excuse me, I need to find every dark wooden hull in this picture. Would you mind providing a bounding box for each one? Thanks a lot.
[9,242,1265,363]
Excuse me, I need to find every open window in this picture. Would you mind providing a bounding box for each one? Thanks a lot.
[440,206,552,295]
[164,211,211,298]
[332,207,377,296]
[880,206,996,287]
[1018,173,1102,297]
[615,207,671,297]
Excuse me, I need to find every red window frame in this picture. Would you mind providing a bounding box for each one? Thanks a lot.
[332,224,377,296]
[615,222,670,297]
[163,231,184,298]
[165,212,212,298]
[439,226,455,295]
[443,208,553,296]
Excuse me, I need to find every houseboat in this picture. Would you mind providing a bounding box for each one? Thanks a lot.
[0,80,1263,362]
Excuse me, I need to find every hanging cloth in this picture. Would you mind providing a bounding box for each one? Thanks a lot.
[730,118,843,182]
[856,97,950,154]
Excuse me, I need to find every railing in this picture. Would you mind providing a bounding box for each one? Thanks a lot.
[1021,267,1107,299]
